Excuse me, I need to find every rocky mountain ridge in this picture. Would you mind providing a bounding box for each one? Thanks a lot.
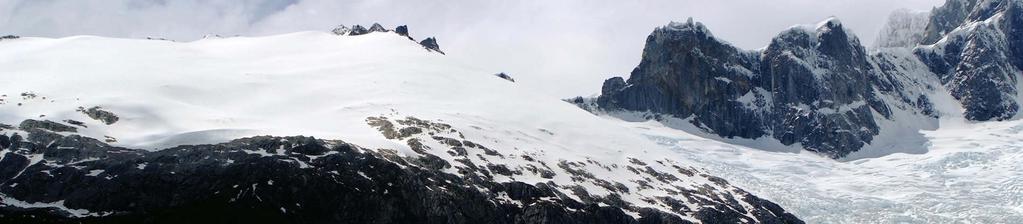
[584,0,1023,158]
[0,117,802,223]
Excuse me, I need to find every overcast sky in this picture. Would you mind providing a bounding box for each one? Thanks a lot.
[0,0,945,97]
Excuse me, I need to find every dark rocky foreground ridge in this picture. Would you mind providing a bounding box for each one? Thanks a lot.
[584,0,1023,158]
[0,118,802,224]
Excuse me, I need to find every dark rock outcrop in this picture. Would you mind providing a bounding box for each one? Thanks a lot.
[592,18,921,158]
[395,25,412,40]
[420,37,445,54]
[18,119,77,133]
[78,106,119,125]
[915,0,1023,121]
[369,23,389,33]
[495,73,515,82]
[349,25,370,36]
[0,118,803,223]
[921,0,982,45]
[588,0,1023,158]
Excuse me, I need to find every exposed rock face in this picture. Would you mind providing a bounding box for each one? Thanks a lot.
[331,25,351,35]
[921,0,983,45]
[598,19,769,140]
[763,19,896,156]
[369,23,389,33]
[332,24,444,55]
[495,72,515,82]
[349,25,370,36]
[18,119,77,133]
[590,0,1023,158]
[78,106,119,125]
[875,9,932,48]
[395,25,411,39]
[0,118,803,223]
[334,24,390,36]
[593,18,933,158]
[420,37,445,54]
[915,0,1023,121]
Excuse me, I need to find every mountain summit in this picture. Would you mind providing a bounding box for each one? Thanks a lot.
[587,0,1023,158]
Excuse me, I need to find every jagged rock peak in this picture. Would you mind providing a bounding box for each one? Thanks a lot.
[369,23,389,32]
[349,24,370,35]
[913,0,1023,121]
[420,37,444,54]
[494,72,515,82]
[335,23,390,36]
[395,25,411,38]
[771,17,864,55]
[589,16,929,159]
[331,24,351,35]
[920,0,1022,44]
[331,23,445,55]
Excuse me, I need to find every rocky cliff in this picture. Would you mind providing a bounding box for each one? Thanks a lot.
[589,0,1023,158]
[592,18,938,158]
[916,0,1023,121]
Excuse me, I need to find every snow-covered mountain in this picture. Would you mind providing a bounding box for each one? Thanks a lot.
[875,9,931,49]
[584,18,942,159]
[915,0,1023,121]
[3,0,1023,223]
[0,26,801,223]
[586,0,1023,159]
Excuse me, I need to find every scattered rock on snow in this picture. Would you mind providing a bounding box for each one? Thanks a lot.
[78,106,119,125]
[494,73,515,82]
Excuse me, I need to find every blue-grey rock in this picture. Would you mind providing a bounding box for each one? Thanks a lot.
[369,23,389,33]
[915,0,1023,121]
[594,18,914,158]
[420,37,445,54]
[349,25,370,36]
[494,72,515,82]
[395,25,412,40]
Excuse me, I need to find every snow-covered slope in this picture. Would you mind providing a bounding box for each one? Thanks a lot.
[2,10,1021,222]
[0,31,801,222]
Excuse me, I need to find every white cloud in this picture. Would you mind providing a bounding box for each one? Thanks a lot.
[0,0,946,97]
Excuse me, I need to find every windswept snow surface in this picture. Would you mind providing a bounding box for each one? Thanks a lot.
[0,32,1019,223]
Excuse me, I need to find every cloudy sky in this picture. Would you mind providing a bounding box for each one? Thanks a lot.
[0,0,945,97]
